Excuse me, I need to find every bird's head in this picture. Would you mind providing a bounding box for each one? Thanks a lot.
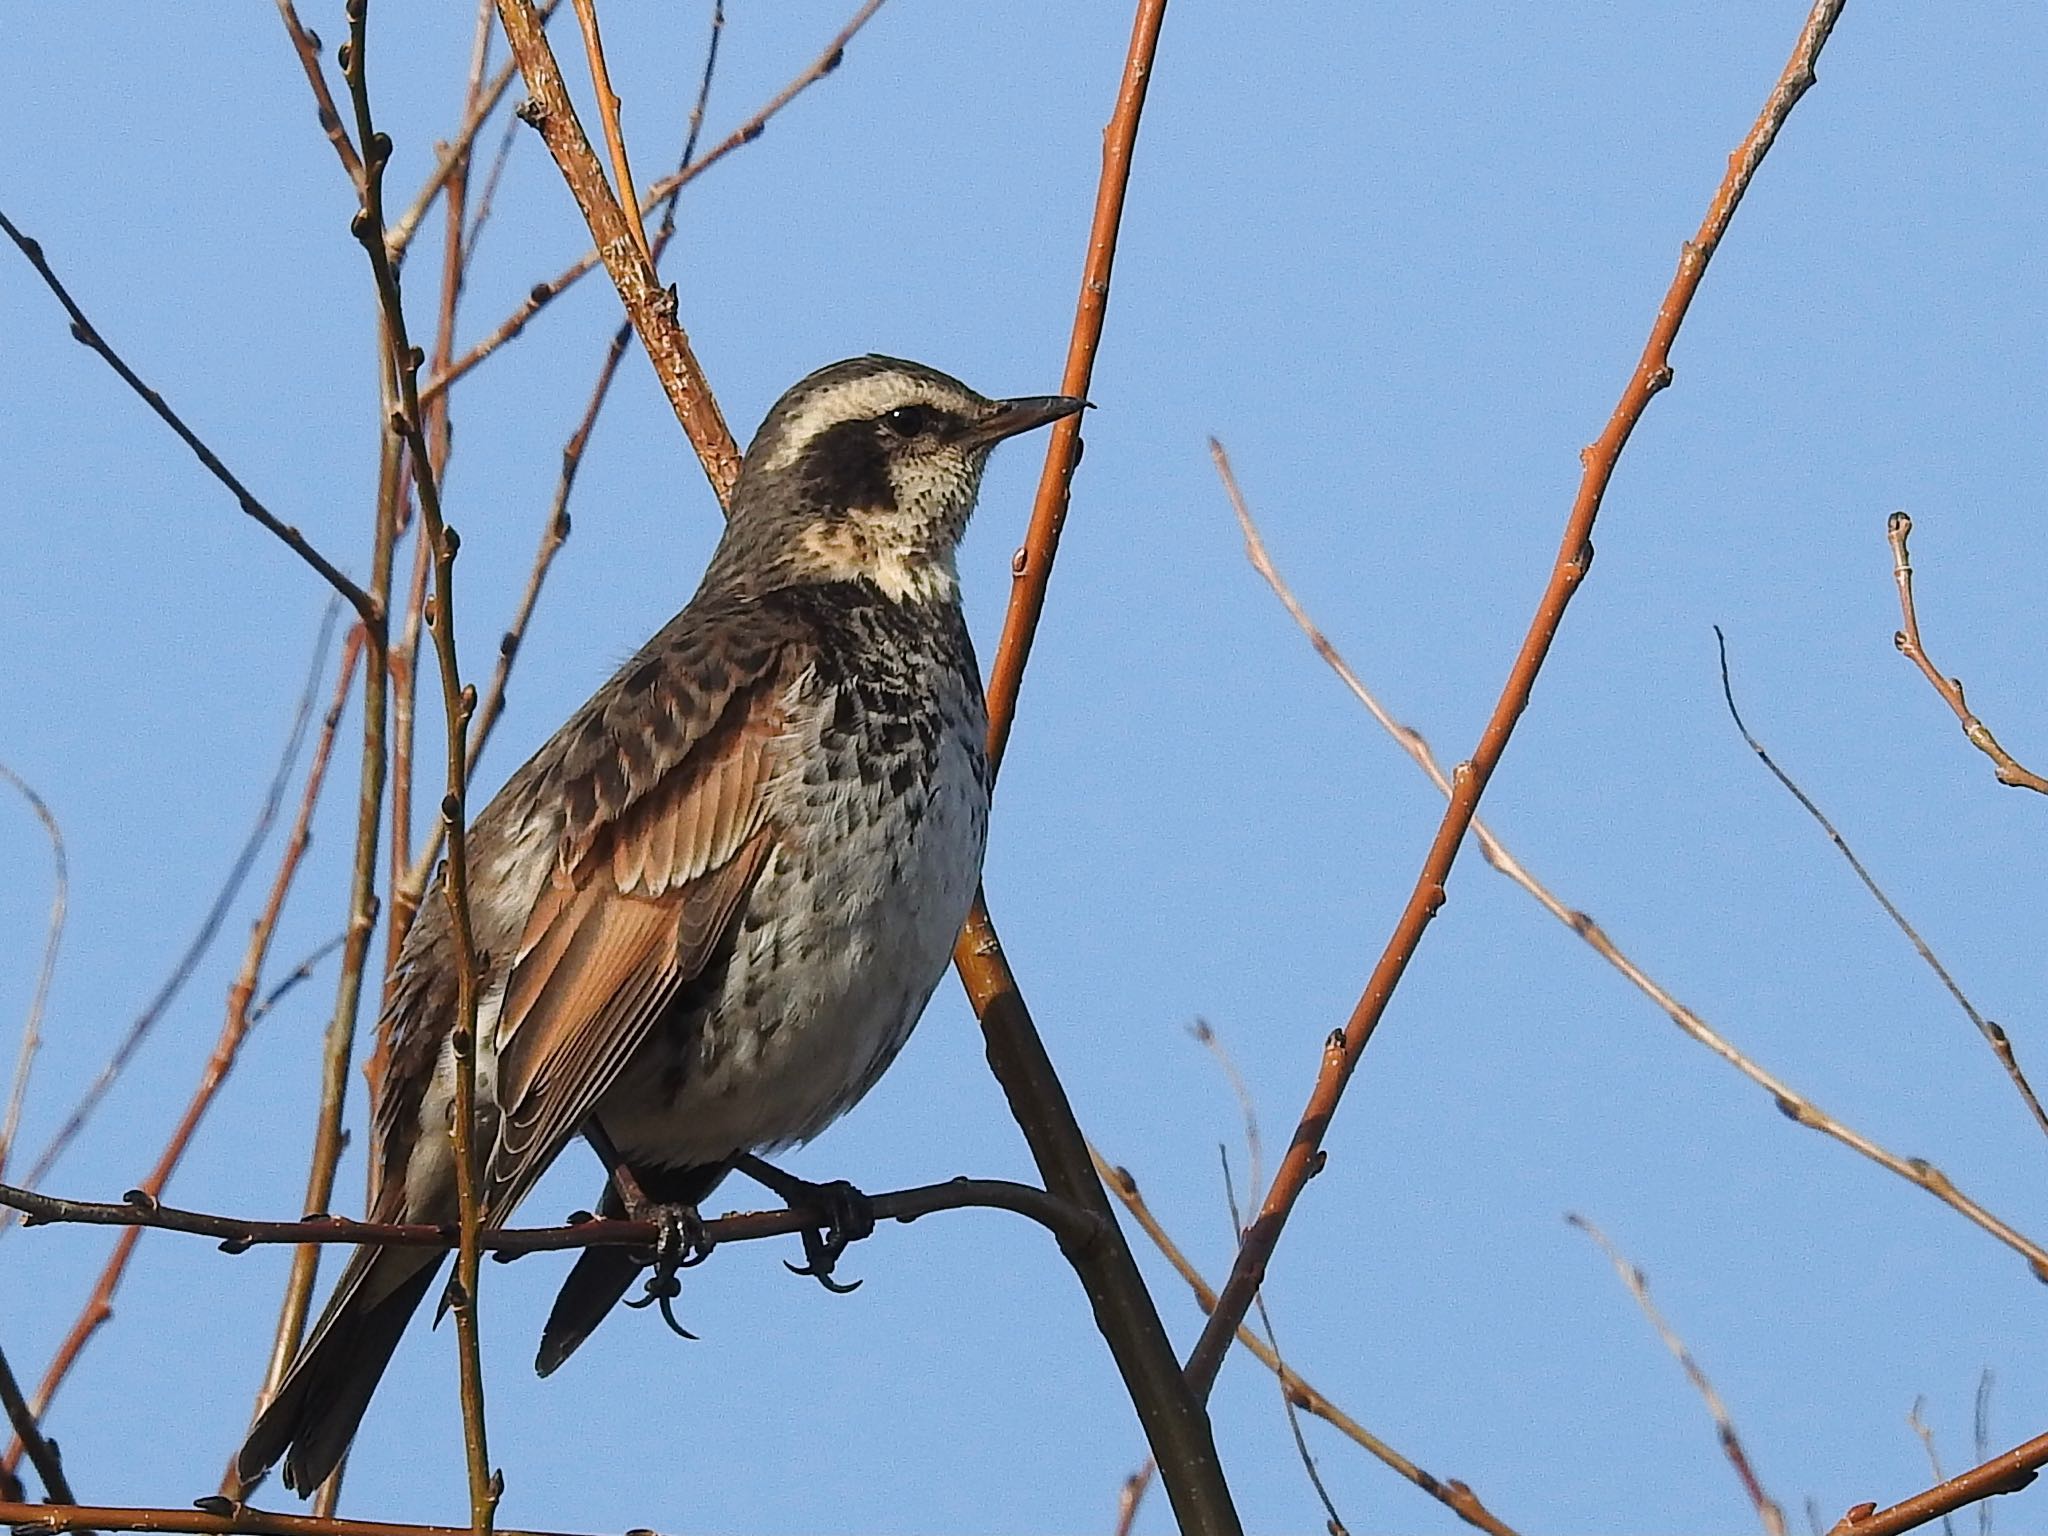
[709,355,1085,605]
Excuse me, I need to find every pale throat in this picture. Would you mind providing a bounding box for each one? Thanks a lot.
[798,504,961,605]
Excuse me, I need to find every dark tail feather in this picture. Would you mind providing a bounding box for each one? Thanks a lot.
[536,1184,643,1378]
[536,1159,729,1377]
[237,1245,446,1495]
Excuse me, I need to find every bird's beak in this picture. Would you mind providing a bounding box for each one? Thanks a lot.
[966,394,1088,446]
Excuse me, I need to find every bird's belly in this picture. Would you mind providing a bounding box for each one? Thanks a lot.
[596,732,988,1169]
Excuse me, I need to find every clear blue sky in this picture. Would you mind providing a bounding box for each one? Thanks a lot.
[4,4,2046,1532]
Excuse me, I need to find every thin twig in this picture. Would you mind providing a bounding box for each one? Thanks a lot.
[383,3,566,263]
[0,1176,1098,1254]
[1217,448,2048,1287]
[1185,0,1850,1392]
[0,767,67,1186]
[1825,1429,2048,1536]
[1,611,339,1226]
[419,0,881,406]
[1715,628,2048,1144]
[1886,513,2047,795]
[1976,1374,1995,1536]
[1221,1151,1349,1536]
[340,6,495,1527]
[273,1,365,188]
[0,213,378,628]
[493,0,739,496]
[1569,1214,1786,1535]
[3,621,352,1478]
[1112,1462,1154,1536]
[567,0,650,264]
[0,1343,75,1509]
[1907,1399,1958,1536]
[1095,1152,1519,1536]
[1190,1019,1263,1221]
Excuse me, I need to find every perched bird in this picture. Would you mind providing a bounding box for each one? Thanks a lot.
[237,355,1083,1494]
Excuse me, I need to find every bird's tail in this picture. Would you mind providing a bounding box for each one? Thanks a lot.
[236,1240,446,1495]
[535,1182,644,1378]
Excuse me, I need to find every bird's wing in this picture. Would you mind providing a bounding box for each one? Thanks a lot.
[476,601,802,1217]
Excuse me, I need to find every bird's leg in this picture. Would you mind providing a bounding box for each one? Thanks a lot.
[584,1125,713,1339]
[733,1152,875,1294]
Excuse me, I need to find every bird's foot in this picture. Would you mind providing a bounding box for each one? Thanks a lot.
[620,1200,712,1340]
[735,1154,874,1294]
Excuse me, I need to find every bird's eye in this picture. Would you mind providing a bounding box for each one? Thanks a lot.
[880,404,936,437]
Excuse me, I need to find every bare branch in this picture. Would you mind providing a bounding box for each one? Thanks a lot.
[1715,629,2048,1144]
[1216,446,2048,1288]
[273,1,365,188]
[0,766,66,1186]
[0,213,379,628]
[1096,1153,1518,1536]
[1887,513,2047,795]
[1569,1214,1785,1536]
[1186,0,1850,1390]
[0,1176,1099,1255]
[419,0,883,406]
[1825,1430,2048,1536]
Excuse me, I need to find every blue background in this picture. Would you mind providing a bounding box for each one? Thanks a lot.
[3,4,2045,1531]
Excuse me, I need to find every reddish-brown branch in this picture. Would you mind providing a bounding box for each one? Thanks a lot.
[418,0,883,408]
[1886,511,2048,794]
[0,212,379,629]
[1182,0,1851,1395]
[4,632,362,1476]
[0,1175,1096,1254]
[1825,1429,2048,1536]
[492,0,741,497]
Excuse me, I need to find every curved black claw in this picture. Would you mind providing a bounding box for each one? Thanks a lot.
[782,1179,875,1294]
[618,1202,711,1338]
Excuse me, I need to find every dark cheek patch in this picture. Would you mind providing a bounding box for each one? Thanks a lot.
[801,419,896,511]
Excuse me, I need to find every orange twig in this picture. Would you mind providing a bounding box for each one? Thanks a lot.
[567,0,650,263]
[1096,1153,1518,1536]
[1183,0,1851,1394]
[1825,1430,2048,1536]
